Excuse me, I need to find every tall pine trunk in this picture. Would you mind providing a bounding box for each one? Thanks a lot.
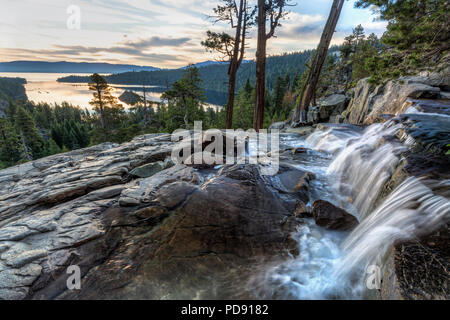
[225,0,245,129]
[225,66,238,129]
[95,86,106,130]
[292,0,344,126]
[253,0,266,131]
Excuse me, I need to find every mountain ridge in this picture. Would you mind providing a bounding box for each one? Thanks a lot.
[0,60,253,74]
[0,61,161,74]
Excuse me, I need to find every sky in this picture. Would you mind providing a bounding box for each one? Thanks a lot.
[0,0,386,69]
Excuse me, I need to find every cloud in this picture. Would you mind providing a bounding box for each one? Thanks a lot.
[0,0,387,68]
[0,45,186,66]
[277,13,325,38]
[122,36,191,48]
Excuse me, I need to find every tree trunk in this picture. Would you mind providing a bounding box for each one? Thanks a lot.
[254,0,266,131]
[292,0,344,126]
[182,97,190,130]
[225,68,238,129]
[142,83,148,126]
[225,0,245,129]
[96,86,106,129]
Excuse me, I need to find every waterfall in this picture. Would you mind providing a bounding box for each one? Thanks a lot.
[333,177,450,298]
[327,121,407,219]
[256,115,450,299]
[305,125,361,154]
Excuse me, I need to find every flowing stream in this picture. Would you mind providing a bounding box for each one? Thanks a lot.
[255,109,450,299]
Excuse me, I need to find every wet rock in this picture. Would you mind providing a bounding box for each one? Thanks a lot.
[294,200,309,218]
[441,92,450,99]
[183,152,217,170]
[311,200,358,231]
[397,113,450,155]
[265,162,314,205]
[403,99,450,116]
[291,147,308,154]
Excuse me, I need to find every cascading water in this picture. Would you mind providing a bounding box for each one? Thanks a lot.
[333,177,450,298]
[326,121,407,219]
[254,112,450,300]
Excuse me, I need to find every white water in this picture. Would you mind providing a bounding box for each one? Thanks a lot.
[255,119,450,300]
[334,177,450,297]
[326,121,407,219]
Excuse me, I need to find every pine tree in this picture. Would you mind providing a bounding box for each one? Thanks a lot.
[161,66,205,132]
[0,119,22,167]
[355,0,449,81]
[292,0,345,125]
[202,0,255,129]
[88,73,125,142]
[14,106,44,159]
[233,79,254,129]
[273,76,288,117]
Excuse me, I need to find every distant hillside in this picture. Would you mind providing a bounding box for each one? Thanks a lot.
[0,77,27,117]
[58,49,342,105]
[0,61,160,74]
[180,60,251,70]
[0,77,27,100]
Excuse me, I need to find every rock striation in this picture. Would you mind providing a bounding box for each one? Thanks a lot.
[0,133,311,300]
[342,69,450,125]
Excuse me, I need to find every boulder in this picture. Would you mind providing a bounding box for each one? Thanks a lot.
[311,200,358,231]
[43,164,300,300]
[269,121,287,131]
[318,94,349,122]
[264,162,315,205]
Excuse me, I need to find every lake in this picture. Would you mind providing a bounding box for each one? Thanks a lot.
[0,72,164,110]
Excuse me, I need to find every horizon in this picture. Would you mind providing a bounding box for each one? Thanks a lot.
[0,0,386,69]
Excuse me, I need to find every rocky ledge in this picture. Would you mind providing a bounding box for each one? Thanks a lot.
[341,64,450,125]
[0,133,315,300]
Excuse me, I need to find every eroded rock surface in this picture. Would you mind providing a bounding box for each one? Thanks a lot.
[343,74,448,125]
[0,133,311,300]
